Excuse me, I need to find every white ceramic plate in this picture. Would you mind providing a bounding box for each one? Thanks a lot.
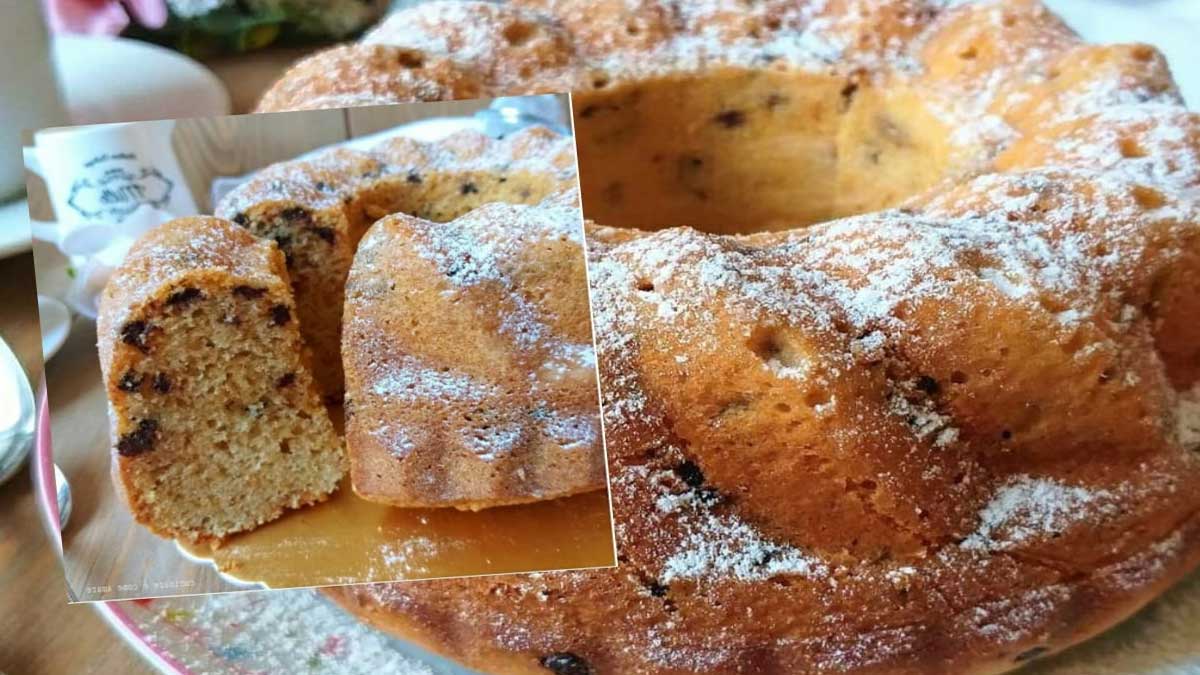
[52,35,230,125]
[0,198,31,259]
[36,295,70,362]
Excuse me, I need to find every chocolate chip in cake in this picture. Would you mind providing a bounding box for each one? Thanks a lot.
[152,373,172,393]
[120,321,151,352]
[674,460,706,488]
[647,581,669,597]
[117,371,143,392]
[313,226,336,244]
[232,213,248,226]
[270,305,291,326]
[460,182,479,195]
[713,109,746,128]
[233,285,266,299]
[314,180,329,191]
[395,49,425,68]
[1015,646,1048,662]
[280,206,312,226]
[406,171,422,184]
[166,287,202,307]
[276,372,297,389]
[678,155,704,174]
[915,375,940,396]
[117,419,159,457]
[840,81,860,109]
[538,653,593,675]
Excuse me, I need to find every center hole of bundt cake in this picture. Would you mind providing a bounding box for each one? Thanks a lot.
[573,69,956,234]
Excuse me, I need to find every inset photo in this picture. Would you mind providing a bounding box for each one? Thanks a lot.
[27,94,615,602]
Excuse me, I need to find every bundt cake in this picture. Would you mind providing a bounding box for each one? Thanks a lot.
[97,216,345,545]
[214,126,578,401]
[342,190,604,508]
[255,0,1200,673]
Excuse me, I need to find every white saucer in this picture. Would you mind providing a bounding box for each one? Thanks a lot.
[53,35,231,125]
[37,295,70,362]
[0,198,31,259]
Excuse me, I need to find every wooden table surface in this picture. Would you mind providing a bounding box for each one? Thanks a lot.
[0,251,153,675]
[0,40,323,675]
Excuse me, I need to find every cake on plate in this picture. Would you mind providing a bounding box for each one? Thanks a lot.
[100,127,604,543]
[254,0,1200,672]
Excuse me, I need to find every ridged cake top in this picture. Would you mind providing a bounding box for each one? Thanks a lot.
[342,190,606,506]
[216,126,577,221]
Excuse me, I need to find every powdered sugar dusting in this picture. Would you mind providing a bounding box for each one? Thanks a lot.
[961,475,1118,551]
[216,126,576,220]
[660,512,827,583]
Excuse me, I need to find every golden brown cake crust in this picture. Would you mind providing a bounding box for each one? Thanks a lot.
[330,168,1200,674]
[256,0,1200,673]
[342,191,605,508]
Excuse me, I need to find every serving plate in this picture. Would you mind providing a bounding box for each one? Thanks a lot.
[31,389,1200,674]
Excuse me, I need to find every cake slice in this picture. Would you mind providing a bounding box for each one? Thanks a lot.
[97,216,346,545]
[341,191,605,509]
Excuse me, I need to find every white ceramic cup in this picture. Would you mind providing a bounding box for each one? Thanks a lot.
[0,1,67,201]
[24,119,199,318]
[24,119,198,234]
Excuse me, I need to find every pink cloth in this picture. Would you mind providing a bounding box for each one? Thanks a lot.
[43,0,167,35]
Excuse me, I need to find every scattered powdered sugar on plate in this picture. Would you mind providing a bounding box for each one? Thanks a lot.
[960,475,1118,552]
[137,590,443,674]
[380,537,441,574]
